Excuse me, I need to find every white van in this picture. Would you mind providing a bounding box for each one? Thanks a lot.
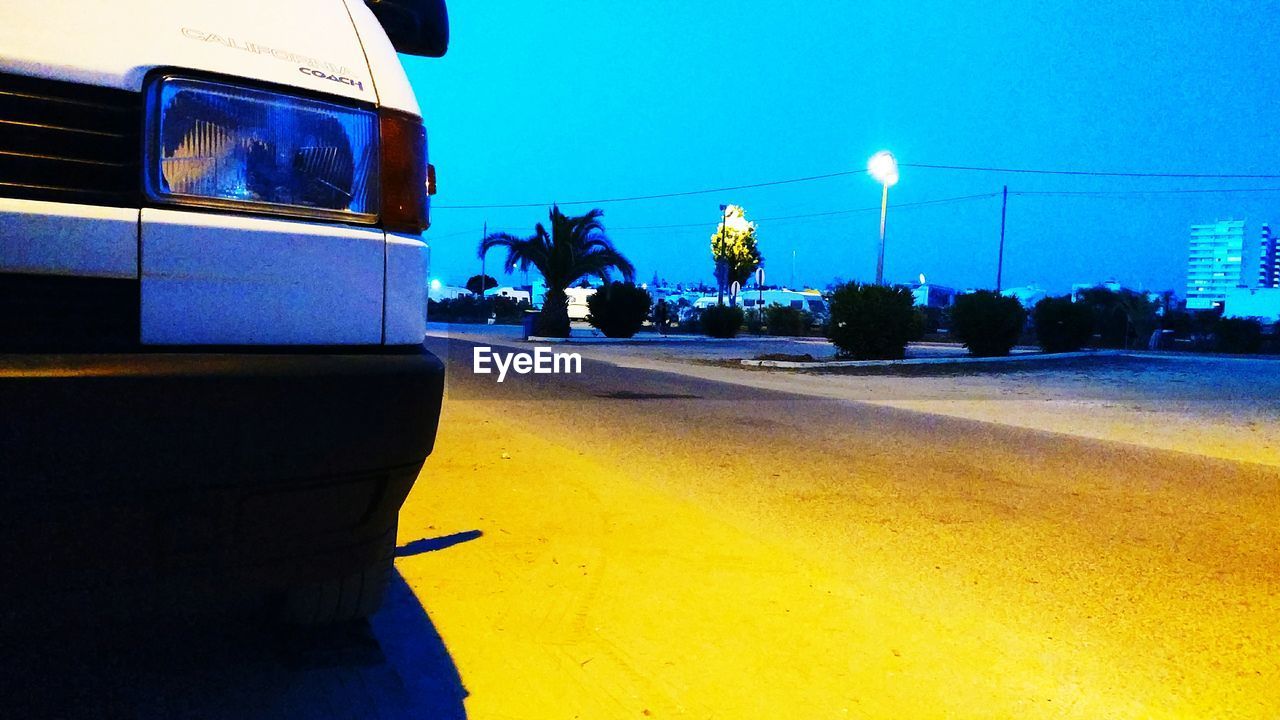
[566,285,598,320]
[741,289,830,321]
[0,0,449,624]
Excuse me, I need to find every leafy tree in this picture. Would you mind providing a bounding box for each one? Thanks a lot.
[1162,307,1224,351]
[480,206,634,338]
[1215,317,1264,354]
[1033,296,1094,353]
[826,283,921,359]
[652,299,672,334]
[586,282,652,338]
[1114,290,1160,349]
[465,274,498,295]
[951,291,1027,357]
[1077,286,1158,349]
[710,204,762,306]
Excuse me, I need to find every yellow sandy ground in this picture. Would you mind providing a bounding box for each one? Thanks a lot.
[396,393,1277,719]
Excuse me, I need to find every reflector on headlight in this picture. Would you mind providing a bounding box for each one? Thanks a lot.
[146,77,379,223]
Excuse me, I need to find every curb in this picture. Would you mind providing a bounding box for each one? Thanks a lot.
[527,334,711,344]
[741,350,1125,369]
[526,334,815,344]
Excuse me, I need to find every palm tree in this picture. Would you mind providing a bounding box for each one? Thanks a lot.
[480,206,635,337]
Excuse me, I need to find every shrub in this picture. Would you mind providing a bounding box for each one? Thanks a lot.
[826,283,921,360]
[700,304,744,338]
[916,305,946,335]
[586,282,652,338]
[490,297,529,325]
[1033,295,1094,353]
[428,296,529,325]
[764,303,810,336]
[951,291,1027,357]
[428,296,486,323]
[1215,317,1264,354]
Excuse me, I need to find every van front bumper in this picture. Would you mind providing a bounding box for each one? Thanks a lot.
[0,347,444,615]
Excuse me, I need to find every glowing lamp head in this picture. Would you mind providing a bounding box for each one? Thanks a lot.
[430,278,442,290]
[868,151,899,187]
[719,204,754,233]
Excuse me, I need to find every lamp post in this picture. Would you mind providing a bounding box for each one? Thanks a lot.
[867,150,899,285]
[755,266,765,323]
[716,204,731,306]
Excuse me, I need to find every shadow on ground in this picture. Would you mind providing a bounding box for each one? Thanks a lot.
[1,552,471,718]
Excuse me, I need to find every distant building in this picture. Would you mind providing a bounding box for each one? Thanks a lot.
[1260,224,1280,289]
[912,283,958,308]
[1223,287,1280,324]
[1186,220,1252,310]
[428,282,471,302]
[1000,284,1047,308]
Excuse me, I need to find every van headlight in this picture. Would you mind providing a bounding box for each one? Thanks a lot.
[145,76,379,223]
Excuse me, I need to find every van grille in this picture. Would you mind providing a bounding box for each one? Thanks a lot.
[0,72,142,207]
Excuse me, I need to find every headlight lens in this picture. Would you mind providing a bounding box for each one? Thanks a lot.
[146,77,379,222]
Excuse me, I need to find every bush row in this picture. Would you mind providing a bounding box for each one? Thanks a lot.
[441,283,1276,355]
[428,296,529,324]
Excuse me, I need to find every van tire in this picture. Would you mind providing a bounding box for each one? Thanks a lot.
[281,528,396,625]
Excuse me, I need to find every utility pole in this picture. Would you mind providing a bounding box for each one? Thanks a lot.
[716,204,730,306]
[996,186,1008,292]
[875,183,889,285]
[480,221,487,296]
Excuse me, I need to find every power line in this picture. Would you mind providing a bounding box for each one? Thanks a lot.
[1011,187,1280,197]
[430,186,1280,238]
[901,163,1280,179]
[433,163,1280,211]
[607,193,998,231]
[431,170,867,209]
[431,186,1280,239]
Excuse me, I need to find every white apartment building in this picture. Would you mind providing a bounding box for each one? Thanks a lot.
[1186,220,1249,310]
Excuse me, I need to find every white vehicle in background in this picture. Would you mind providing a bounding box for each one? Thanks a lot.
[485,286,533,304]
[0,0,449,625]
[692,294,721,310]
[566,285,598,320]
[742,289,830,321]
[690,289,829,323]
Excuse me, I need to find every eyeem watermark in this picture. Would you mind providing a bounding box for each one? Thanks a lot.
[473,346,582,382]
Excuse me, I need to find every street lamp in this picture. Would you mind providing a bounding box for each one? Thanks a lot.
[867,150,899,285]
[716,204,731,306]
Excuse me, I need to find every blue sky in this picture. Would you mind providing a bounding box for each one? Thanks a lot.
[402,1,1280,294]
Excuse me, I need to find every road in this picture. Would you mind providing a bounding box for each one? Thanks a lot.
[3,335,1275,718]
[403,335,1278,718]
